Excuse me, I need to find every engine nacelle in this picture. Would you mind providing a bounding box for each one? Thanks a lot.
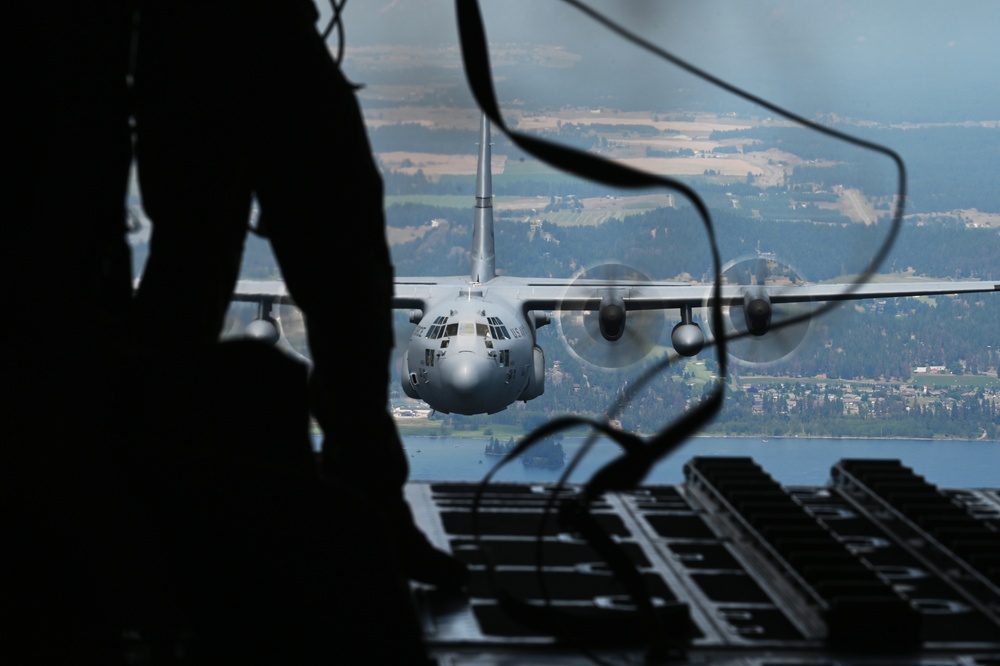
[671,322,704,357]
[519,345,545,401]
[401,352,420,399]
[742,288,772,336]
[598,295,626,342]
[244,319,280,346]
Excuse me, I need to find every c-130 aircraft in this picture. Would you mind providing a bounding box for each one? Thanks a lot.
[236,114,998,416]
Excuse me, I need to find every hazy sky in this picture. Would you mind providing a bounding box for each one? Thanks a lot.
[330,0,1000,122]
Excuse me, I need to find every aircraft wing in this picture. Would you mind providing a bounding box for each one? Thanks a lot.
[731,280,1000,306]
[232,280,295,305]
[236,276,999,314]
[394,276,999,313]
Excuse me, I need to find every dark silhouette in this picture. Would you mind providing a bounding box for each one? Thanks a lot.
[8,2,137,662]
[8,0,455,661]
[129,341,430,663]
[129,0,466,585]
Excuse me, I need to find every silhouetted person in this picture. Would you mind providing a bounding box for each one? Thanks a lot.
[130,0,467,592]
[7,2,137,662]
[129,340,430,663]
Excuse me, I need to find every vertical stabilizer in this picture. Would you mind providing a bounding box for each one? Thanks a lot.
[470,114,496,283]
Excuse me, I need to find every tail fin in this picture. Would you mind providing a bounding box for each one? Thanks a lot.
[469,114,496,283]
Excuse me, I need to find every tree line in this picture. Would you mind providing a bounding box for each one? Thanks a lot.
[713,124,1000,214]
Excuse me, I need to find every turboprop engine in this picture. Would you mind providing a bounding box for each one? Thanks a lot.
[708,254,816,368]
[597,295,626,342]
[244,318,280,345]
[670,303,704,357]
[740,287,773,336]
[558,265,667,369]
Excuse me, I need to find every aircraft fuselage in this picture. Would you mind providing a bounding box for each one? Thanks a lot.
[401,287,544,415]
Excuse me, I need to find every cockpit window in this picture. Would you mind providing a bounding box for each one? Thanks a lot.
[486,316,510,340]
[426,316,448,340]
[429,317,506,339]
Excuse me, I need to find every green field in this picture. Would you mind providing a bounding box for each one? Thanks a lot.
[385,194,662,227]
[911,373,1000,388]
[738,373,999,390]
[499,159,576,180]
[542,209,618,226]
[394,419,541,439]
[385,194,468,209]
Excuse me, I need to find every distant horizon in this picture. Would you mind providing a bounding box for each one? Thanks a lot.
[333,0,1000,125]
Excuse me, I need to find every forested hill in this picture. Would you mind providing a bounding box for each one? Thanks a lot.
[387,202,1000,387]
[387,203,1000,283]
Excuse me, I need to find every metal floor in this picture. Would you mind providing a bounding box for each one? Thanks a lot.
[407,457,1000,665]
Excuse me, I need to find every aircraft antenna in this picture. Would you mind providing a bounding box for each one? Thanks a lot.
[470,114,496,283]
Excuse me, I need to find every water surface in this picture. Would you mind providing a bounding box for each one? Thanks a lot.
[396,435,999,488]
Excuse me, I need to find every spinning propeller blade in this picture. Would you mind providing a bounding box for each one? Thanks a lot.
[713,255,816,368]
[558,262,666,369]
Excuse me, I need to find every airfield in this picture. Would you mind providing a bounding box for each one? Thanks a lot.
[372,107,788,184]
[367,106,943,233]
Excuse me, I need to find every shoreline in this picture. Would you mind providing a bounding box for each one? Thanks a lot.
[399,432,1000,443]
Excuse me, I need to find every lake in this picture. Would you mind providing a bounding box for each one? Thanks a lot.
[396,435,1000,489]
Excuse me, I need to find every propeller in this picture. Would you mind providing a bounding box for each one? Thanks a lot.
[708,254,816,368]
[272,304,312,366]
[275,305,309,355]
[557,262,666,369]
[231,301,313,367]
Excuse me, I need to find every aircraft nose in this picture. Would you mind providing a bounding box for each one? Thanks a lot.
[441,352,491,396]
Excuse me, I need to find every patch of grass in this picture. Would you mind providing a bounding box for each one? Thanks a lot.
[394,419,527,439]
[386,194,467,209]
[499,159,573,179]
[543,210,618,226]
[912,374,1000,388]
[394,419,447,437]
[621,202,662,211]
